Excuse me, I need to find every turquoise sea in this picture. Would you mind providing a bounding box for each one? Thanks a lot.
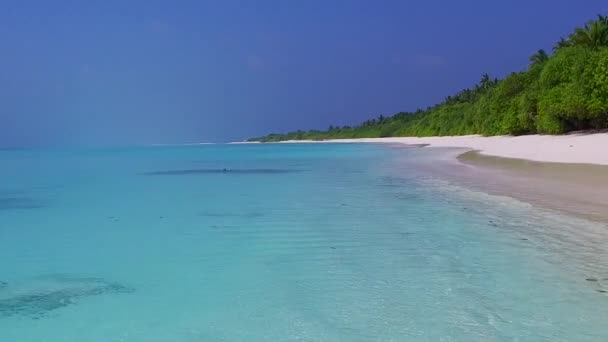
[1,143,607,341]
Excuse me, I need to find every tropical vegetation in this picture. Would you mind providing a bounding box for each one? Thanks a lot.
[250,15,608,142]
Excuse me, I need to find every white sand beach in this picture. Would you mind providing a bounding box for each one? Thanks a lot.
[279,133,608,166]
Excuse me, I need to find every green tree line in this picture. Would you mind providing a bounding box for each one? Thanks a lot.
[250,15,608,142]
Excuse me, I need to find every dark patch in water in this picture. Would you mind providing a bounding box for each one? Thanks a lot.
[0,281,6,289]
[394,193,421,200]
[0,197,46,211]
[140,168,299,176]
[199,212,264,219]
[0,275,133,319]
[330,246,336,250]
[597,290,607,293]
[210,225,233,229]
[586,278,599,282]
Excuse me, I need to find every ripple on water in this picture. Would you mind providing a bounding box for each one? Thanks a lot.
[139,168,300,176]
[0,196,47,210]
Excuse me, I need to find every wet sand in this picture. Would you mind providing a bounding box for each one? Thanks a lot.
[426,149,608,223]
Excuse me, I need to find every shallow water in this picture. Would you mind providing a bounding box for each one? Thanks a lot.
[0,143,607,341]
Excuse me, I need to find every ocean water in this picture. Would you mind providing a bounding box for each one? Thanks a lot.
[1,143,607,341]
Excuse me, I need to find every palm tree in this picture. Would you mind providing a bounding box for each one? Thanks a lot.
[569,17,608,48]
[529,49,549,66]
[479,73,491,90]
[553,37,572,52]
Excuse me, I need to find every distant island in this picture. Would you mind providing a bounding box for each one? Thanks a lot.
[250,15,608,142]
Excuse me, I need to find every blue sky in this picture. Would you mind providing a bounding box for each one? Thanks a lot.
[1,0,606,146]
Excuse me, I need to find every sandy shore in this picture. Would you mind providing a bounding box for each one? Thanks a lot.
[423,149,608,222]
[280,133,608,165]
[275,133,608,222]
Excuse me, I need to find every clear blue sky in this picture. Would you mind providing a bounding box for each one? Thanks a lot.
[1,0,606,146]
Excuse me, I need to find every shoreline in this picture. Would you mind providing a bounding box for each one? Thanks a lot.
[271,133,608,166]
[440,149,608,223]
[264,133,608,223]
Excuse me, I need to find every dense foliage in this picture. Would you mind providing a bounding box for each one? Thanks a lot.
[250,15,608,142]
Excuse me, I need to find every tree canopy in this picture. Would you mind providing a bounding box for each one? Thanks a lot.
[250,15,608,142]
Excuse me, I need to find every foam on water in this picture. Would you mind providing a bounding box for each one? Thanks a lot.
[0,143,607,341]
